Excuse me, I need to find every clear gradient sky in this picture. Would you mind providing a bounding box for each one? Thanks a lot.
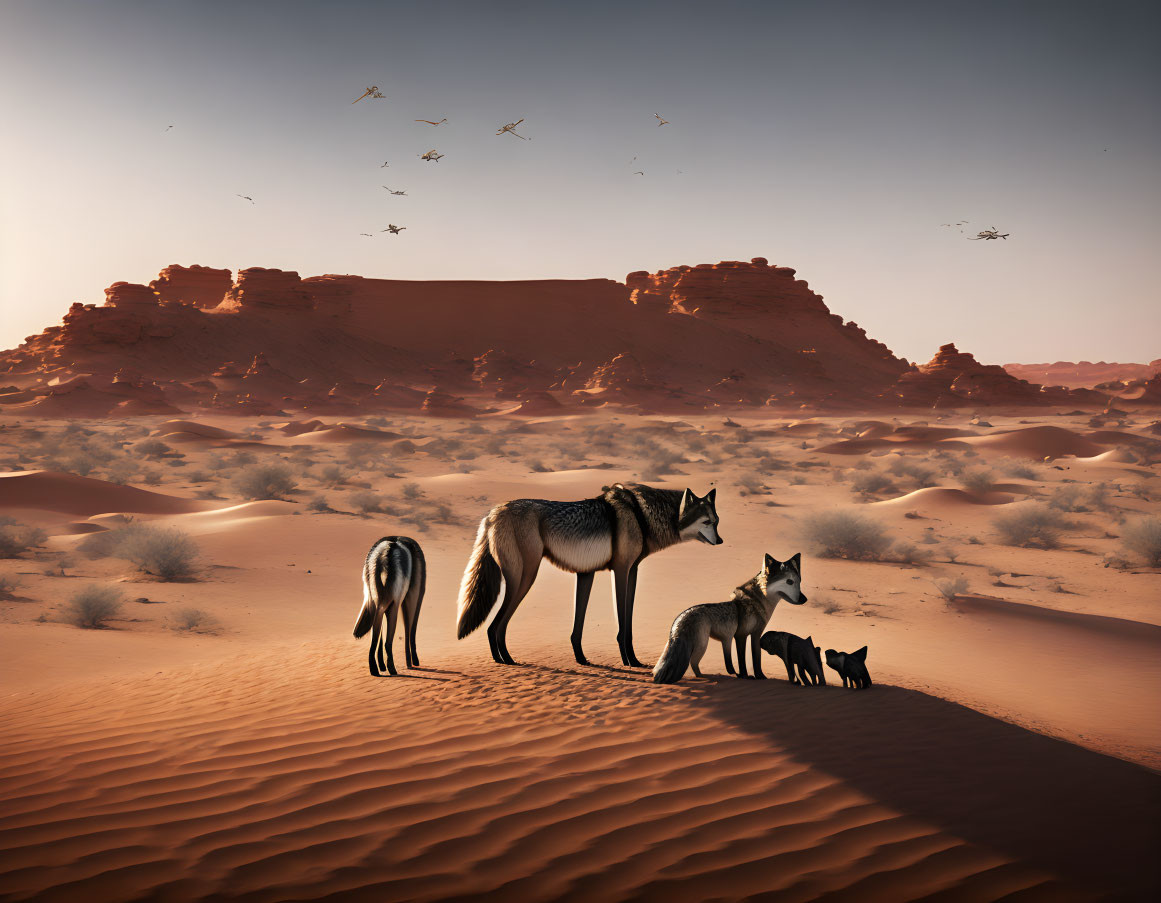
[1,0,1158,365]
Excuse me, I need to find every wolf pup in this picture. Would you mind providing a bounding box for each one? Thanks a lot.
[352,536,426,676]
[457,483,722,667]
[652,553,806,684]
[760,631,826,686]
[825,646,872,688]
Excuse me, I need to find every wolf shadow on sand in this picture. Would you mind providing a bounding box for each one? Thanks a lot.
[677,679,1161,900]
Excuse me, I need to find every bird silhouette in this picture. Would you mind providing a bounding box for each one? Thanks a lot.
[415,118,447,126]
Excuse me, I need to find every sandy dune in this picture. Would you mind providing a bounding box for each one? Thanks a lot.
[1,409,1159,901]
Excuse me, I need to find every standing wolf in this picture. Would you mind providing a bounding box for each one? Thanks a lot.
[652,553,806,684]
[457,483,722,666]
[352,536,426,676]
[760,631,826,686]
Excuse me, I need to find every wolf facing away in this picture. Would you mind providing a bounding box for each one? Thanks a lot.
[457,483,722,667]
[760,631,826,686]
[352,536,426,676]
[652,553,807,684]
[825,646,872,688]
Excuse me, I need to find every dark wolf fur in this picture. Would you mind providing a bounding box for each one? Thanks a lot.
[457,483,722,667]
[760,631,826,686]
[652,553,807,684]
[825,646,872,688]
[354,536,426,676]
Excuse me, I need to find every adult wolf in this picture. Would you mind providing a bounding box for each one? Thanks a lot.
[456,483,722,667]
[652,553,806,684]
[352,536,426,676]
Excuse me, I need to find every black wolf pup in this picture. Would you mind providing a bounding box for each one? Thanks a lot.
[353,536,426,676]
[760,631,826,686]
[825,646,872,688]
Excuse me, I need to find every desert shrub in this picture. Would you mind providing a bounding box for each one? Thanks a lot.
[306,495,334,513]
[185,470,210,483]
[993,503,1068,549]
[527,458,551,473]
[318,463,349,487]
[141,470,163,486]
[350,491,385,514]
[65,584,123,628]
[103,461,139,484]
[818,596,844,615]
[851,470,897,496]
[234,463,296,500]
[61,452,100,476]
[804,511,892,560]
[1120,515,1161,566]
[960,468,996,495]
[136,439,172,459]
[0,518,48,557]
[935,576,969,600]
[789,474,807,486]
[401,482,424,500]
[736,474,766,496]
[121,527,200,580]
[893,542,930,565]
[0,573,22,595]
[171,607,219,633]
[1002,459,1039,480]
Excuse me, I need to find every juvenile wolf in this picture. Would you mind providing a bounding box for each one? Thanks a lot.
[825,646,872,688]
[352,536,426,676]
[457,483,722,667]
[760,631,826,686]
[652,553,806,684]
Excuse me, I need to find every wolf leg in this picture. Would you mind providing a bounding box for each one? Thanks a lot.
[721,639,735,675]
[401,603,415,669]
[735,636,748,678]
[690,634,709,678]
[781,655,799,684]
[368,610,382,677]
[490,560,540,665]
[375,607,388,673]
[571,571,595,665]
[623,563,645,668]
[382,602,399,676]
[404,570,423,669]
[750,634,766,679]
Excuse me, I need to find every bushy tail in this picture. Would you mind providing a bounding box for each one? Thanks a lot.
[652,634,693,684]
[353,598,375,638]
[456,518,503,638]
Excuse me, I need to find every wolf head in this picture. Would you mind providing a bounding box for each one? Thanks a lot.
[824,649,844,672]
[762,552,806,604]
[678,488,722,545]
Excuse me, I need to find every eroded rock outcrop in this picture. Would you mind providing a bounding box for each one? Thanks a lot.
[150,265,232,309]
[891,344,1058,407]
[221,268,314,312]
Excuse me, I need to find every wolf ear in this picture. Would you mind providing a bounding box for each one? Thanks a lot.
[679,487,694,515]
[706,487,717,505]
[852,646,868,661]
[764,552,777,571]
[804,635,813,644]
[788,552,801,571]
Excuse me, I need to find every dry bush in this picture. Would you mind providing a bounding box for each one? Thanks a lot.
[960,468,996,495]
[318,463,349,487]
[350,491,386,514]
[171,607,219,633]
[307,495,334,513]
[993,503,1068,549]
[851,470,897,496]
[1121,516,1161,566]
[527,458,551,473]
[935,576,969,600]
[736,473,767,496]
[65,584,123,628]
[401,482,424,500]
[185,470,210,483]
[0,518,47,557]
[135,439,172,459]
[142,470,163,486]
[893,542,931,565]
[804,511,893,560]
[0,573,22,596]
[1002,459,1040,480]
[80,524,199,580]
[233,463,296,500]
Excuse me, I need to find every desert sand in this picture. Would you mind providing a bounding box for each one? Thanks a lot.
[2,407,1160,902]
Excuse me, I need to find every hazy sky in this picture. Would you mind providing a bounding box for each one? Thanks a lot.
[1,0,1158,365]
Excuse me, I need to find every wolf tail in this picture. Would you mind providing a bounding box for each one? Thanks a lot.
[353,598,376,638]
[651,630,693,685]
[456,516,503,638]
[353,550,382,638]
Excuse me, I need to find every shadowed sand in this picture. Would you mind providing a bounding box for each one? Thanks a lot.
[1,643,1158,903]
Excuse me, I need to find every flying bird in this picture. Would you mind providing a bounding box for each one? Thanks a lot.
[654,113,669,126]
[633,171,644,176]
[360,233,374,237]
[496,119,526,139]
[162,125,173,132]
[415,118,447,126]
[236,194,255,204]
[941,220,969,233]
[383,187,408,196]
[383,224,406,234]
[352,86,385,103]
[380,161,391,168]
[419,149,444,162]
[968,226,1009,240]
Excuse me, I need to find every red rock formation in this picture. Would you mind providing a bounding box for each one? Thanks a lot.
[220,268,314,311]
[103,282,159,309]
[891,344,1062,407]
[1004,359,1160,389]
[150,265,232,308]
